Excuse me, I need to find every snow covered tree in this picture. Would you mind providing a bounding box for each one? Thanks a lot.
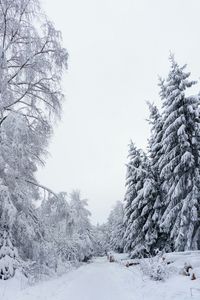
[123,142,144,253]
[0,0,67,268]
[147,102,167,251]
[0,229,18,280]
[0,113,45,262]
[123,142,159,257]
[92,223,109,256]
[107,201,125,253]
[147,102,163,180]
[39,190,94,272]
[39,192,74,272]
[159,55,200,251]
[69,190,94,261]
[122,56,200,256]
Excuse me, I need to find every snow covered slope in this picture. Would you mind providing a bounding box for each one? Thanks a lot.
[0,252,199,300]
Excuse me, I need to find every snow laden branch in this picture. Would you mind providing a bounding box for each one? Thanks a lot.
[25,179,59,200]
[0,0,68,127]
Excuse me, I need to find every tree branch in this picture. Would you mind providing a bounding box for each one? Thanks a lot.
[26,179,59,200]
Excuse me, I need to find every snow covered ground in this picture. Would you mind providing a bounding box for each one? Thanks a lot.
[0,252,200,300]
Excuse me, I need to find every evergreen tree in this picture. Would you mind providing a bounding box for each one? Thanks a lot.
[123,142,142,235]
[107,201,125,253]
[0,229,18,280]
[147,103,167,251]
[159,55,200,251]
[123,142,158,257]
[147,102,163,179]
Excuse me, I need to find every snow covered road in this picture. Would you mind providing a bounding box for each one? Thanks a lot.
[1,257,141,300]
[55,257,138,300]
[1,255,200,300]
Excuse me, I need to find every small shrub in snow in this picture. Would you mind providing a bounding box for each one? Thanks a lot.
[125,261,139,267]
[140,252,168,281]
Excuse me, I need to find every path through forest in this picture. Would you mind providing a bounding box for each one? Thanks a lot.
[1,255,200,300]
[2,257,141,300]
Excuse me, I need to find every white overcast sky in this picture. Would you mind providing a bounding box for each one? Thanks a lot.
[37,0,200,224]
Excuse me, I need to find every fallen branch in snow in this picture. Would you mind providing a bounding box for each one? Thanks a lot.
[125,261,139,268]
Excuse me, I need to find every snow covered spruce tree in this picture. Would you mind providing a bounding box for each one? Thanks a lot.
[123,141,159,257]
[147,102,163,183]
[147,102,167,250]
[107,201,125,253]
[159,55,200,251]
[0,0,67,273]
[0,229,18,280]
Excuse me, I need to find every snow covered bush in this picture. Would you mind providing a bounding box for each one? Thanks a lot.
[140,252,169,281]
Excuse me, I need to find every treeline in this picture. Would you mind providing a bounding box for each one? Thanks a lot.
[106,56,200,257]
[0,0,96,281]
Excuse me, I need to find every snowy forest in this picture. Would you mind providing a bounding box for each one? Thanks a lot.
[0,0,104,280]
[0,0,200,299]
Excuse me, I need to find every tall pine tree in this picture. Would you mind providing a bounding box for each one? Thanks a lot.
[159,55,200,251]
[107,201,125,253]
[147,102,163,180]
[123,142,159,257]
[147,102,167,251]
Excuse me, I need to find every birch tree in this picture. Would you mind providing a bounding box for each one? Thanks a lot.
[0,0,67,271]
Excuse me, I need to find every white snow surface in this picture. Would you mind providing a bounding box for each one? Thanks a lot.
[0,252,200,300]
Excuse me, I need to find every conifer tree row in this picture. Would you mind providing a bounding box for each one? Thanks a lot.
[123,56,200,256]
